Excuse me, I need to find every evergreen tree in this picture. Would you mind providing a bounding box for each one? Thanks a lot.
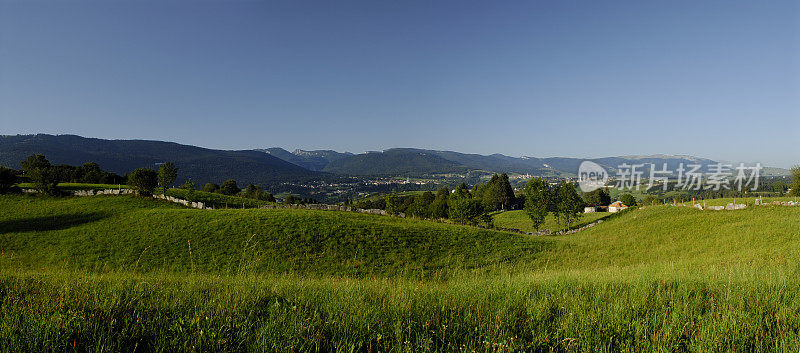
[791,166,800,197]
[497,173,516,210]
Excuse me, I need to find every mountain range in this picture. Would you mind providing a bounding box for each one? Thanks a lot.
[0,135,788,188]
[0,134,328,186]
[263,147,752,178]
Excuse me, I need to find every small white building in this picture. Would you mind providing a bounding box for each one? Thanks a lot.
[608,201,628,213]
[584,206,596,213]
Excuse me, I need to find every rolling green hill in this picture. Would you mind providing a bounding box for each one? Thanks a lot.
[0,194,547,276]
[3,194,800,351]
[3,194,800,276]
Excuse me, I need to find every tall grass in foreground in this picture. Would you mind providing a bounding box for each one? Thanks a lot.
[1,268,799,352]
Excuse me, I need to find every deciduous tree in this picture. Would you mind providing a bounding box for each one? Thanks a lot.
[554,181,584,230]
[220,179,240,196]
[583,188,610,207]
[158,162,178,192]
[429,187,450,219]
[20,154,59,195]
[448,194,484,226]
[127,168,158,194]
[791,166,800,197]
[202,183,219,193]
[523,177,550,231]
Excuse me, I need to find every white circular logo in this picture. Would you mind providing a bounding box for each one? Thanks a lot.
[578,161,608,192]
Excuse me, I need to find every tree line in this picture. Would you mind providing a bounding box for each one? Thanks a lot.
[0,154,291,203]
[351,173,518,227]
[350,173,595,230]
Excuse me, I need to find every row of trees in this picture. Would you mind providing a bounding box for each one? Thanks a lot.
[352,174,518,226]
[14,154,128,195]
[383,183,492,226]
[125,162,180,195]
[0,155,288,203]
[368,174,636,230]
[522,178,586,231]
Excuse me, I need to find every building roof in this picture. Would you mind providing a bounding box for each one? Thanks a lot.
[609,201,628,208]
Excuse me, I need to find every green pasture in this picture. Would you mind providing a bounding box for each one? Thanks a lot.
[2,194,800,351]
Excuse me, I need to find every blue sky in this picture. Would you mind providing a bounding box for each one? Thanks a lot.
[1,0,798,167]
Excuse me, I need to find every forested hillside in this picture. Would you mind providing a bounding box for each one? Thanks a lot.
[0,134,326,186]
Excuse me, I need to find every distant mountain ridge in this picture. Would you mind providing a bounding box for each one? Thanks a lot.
[0,134,328,186]
[264,147,789,177]
[257,148,352,171]
[0,135,787,187]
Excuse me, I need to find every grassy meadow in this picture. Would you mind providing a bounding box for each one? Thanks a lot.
[2,194,800,351]
[491,210,612,233]
[16,182,129,191]
[687,196,800,207]
[163,188,277,209]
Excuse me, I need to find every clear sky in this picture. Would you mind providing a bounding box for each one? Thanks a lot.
[1,0,798,167]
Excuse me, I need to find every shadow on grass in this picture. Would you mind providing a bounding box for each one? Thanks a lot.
[0,212,108,234]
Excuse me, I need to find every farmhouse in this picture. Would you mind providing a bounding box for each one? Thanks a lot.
[608,201,628,213]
